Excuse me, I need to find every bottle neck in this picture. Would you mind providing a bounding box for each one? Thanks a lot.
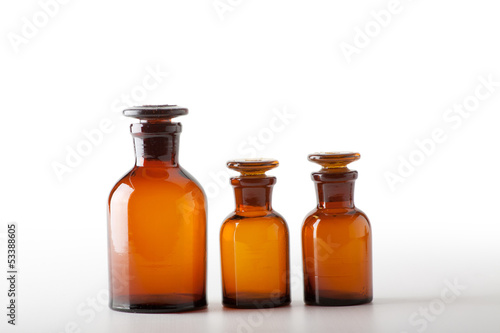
[312,170,357,209]
[231,177,275,213]
[131,122,181,167]
[315,181,355,209]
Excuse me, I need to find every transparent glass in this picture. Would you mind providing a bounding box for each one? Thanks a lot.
[220,159,290,308]
[107,105,207,313]
[302,152,372,306]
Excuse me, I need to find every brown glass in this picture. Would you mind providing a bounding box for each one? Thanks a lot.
[107,105,207,313]
[220,159,290,308]
[302,152,372,306]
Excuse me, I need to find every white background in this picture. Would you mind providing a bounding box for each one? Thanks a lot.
[1,0,500,332]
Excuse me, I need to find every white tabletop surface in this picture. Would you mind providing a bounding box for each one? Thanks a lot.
[66,294,500,333]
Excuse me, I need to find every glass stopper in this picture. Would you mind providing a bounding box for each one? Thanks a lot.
[227,158,279,176]
[308,152,360,170]
[123,105,188,120]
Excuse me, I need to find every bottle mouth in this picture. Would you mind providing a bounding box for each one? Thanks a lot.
[230,176,277,187]
[312,171,358,182]
[130,122,182,135]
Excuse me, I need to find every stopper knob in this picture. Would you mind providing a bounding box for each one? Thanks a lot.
[308,152,360,170]
[227,158,279,176]
[123,105,188,120]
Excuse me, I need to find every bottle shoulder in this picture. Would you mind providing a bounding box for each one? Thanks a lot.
[177,165,204,184]
[221,210,288,228]
[108,165,206,202]
[302,207,370,227]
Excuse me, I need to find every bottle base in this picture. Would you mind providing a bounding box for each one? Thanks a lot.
[110,294,207,313]
[304,294,372,306]
[223,294,291,309]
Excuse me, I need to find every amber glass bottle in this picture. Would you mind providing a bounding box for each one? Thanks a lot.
[220,159,290,308]
[107,105,207,313]
[302,152,372,306]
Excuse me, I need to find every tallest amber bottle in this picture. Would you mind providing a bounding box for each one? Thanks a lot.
[107,105,207,313]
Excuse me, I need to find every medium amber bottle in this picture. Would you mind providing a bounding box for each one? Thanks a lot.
[302,152,372,306]
[107,105,207,313]
[220,159,290,308]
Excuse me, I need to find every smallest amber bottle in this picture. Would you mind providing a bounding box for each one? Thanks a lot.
[220,159,290,308]
[302,152,372,306]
